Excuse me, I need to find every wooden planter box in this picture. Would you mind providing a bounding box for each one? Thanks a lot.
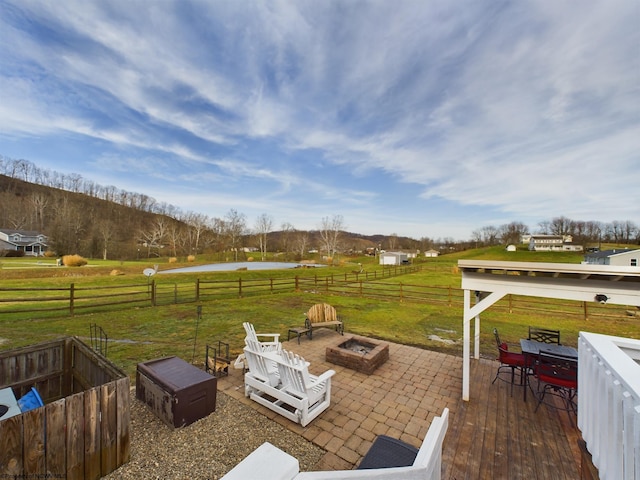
[0,337,130,480]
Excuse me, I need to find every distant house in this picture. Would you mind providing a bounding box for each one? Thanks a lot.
[506,244,517,252]
[583,249,639,267]
[0,229,48,256]
[424,249,440,258]
[528,234,583,252]
[379,251,409,266]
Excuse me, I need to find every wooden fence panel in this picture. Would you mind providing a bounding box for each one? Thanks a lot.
[23,406,46,475]
[101,382,118,474]
[116,377,131,465]
[0,414,22,475]
[66,392,85,480]
[46,399,67,477]
[84,387,101,480]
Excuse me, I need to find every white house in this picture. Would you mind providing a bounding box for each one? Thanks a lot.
[0,229,48,256]
[424,249,440,258]
[583,248,639,267]
[379,251,408,266]
[528,234,583,252]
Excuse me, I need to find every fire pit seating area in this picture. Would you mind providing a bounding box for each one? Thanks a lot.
[243,336,335,427]
[304,303,344,339]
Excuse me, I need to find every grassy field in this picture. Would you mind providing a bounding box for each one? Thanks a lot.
[1,246,638,378]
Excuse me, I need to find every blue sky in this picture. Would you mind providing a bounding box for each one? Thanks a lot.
[1,1,638,240]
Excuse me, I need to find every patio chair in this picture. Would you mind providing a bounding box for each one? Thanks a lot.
[243,322,282,352]
[491,328,527,396]
[534,351,578,420]
[528,326,561,345]
[243,338,280,389]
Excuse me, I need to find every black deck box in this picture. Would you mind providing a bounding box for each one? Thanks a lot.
[136,356,217,428]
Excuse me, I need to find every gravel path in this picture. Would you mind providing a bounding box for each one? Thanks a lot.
[104,390,325,479]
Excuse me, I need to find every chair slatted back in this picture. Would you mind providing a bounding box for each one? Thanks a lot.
[243,338,279,386]
[529,326,561,344]
[278,350,310,394]
[306,303,337,323]
[536,351,577,387]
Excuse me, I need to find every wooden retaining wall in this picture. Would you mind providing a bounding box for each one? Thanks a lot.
[0,337,130,479]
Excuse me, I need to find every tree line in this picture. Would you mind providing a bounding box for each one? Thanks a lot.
[0,155,637,260]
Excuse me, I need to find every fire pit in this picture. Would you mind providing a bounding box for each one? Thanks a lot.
[326,335,389,374]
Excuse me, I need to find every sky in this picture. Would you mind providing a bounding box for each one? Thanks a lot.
[0,1,638,240]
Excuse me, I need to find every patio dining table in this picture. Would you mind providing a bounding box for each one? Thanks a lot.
[519,339,578,402]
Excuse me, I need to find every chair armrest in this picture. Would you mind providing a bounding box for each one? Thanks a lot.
[256,333,281,342]
[309,369,336,386]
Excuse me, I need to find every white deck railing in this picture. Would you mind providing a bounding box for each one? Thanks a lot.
[578,332,640,480]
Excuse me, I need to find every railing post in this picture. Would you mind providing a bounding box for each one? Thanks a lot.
[70,283,74,316]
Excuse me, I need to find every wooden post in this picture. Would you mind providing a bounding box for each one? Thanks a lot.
[238,278,243,298]
[583,301,588,320]
[70,283,75,316]
[151,280,156,306]
[270,278,273,293]
[509,294,513,313]
[195,279,200,302]
[400,283,403,302]
[295,275,299,291]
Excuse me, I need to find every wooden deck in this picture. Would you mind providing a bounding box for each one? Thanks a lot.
[443,358,580,479]
[218,329,582,479]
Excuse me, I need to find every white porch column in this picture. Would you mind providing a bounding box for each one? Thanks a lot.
[462,289,471,401]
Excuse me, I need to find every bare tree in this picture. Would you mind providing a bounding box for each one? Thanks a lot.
[279,222,295,260]
[499,222,529,245]
[319,215,345,259]
[387,233,398,250]
[254,213,274,261]
[224,209,247,261]
[294,230,309,260]
[96,219,114,260]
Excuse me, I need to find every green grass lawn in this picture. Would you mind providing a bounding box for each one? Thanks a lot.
[1,247,638,379]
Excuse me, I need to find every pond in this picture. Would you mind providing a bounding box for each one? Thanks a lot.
[157,261,324,274]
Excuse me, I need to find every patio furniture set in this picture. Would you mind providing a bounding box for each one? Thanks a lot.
[492,326,578,418]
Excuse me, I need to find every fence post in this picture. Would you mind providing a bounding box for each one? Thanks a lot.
[196,279,200,302]
[239,278,243,298]
[270,278,273,293]
[325,276,329,293]
[584,301,588,320]
[400,283,403,302]
[151,280,156,306]
[174,284,178,304]
[70,283,75,316]
[448,286,452,307]
[360,280,363,296]
[509,294,513,313]
[295,275,299,291]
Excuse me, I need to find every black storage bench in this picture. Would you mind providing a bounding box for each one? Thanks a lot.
[136,356,217,428]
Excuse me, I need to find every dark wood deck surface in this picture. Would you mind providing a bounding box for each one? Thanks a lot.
[219,329,582,479]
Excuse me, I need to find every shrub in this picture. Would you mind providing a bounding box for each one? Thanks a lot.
[62,254,88,267]
[187,255,196,262]
[2,249,25,257]
[169,257,177,263]
[43,250,57,258]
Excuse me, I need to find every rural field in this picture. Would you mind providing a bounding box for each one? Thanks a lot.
[1,246,639,379]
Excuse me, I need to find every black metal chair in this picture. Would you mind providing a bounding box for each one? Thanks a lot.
[492,328,527,396]
[528,326,561,345]
[534,351,578,421]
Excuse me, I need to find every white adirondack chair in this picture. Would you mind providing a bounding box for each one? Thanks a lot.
[277,349,336,427]
[243,338,281,392]
[243,322,282,352]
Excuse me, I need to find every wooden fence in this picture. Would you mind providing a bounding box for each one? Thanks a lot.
[0,264,632,321]
[0,337,130,479]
